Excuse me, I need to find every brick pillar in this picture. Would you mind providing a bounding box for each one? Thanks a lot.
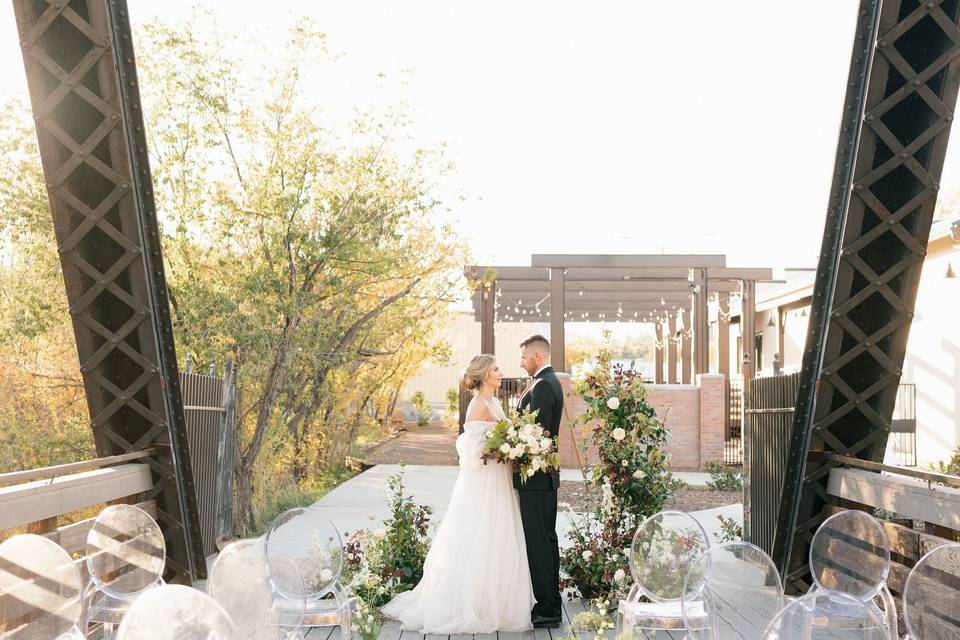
[697,373,726,467]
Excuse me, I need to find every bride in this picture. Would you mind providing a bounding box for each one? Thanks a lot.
[381,354,535,633]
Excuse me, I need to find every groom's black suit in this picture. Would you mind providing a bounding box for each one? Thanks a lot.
[514,366,563,621]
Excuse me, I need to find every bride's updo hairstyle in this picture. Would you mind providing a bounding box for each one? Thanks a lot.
[459,354,496,394]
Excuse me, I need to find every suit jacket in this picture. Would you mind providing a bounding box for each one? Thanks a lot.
[514,366,563,491]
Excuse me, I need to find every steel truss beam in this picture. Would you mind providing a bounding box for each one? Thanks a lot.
[774,0,960,591]
[12,0,204,579]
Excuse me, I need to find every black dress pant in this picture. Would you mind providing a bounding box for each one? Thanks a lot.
[518,488,561,618]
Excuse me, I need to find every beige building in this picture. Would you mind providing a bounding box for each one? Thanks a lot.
[401,311,549,408]
[727,215,960,468]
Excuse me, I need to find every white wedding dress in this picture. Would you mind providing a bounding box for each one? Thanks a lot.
[381,396,535,633]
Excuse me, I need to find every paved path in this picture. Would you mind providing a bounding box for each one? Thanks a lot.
[365,424,459,466]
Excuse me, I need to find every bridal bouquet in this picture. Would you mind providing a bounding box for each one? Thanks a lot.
[481,409,561,483]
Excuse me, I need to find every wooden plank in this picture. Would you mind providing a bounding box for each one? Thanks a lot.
[43,500,156,554]
[827,468,960,532]
[0,464,153,531]
[0,450,153,486]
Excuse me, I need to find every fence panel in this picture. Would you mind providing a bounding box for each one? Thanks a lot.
[744,373,800,557]
[180,359,236,556]
[725,378,744,465]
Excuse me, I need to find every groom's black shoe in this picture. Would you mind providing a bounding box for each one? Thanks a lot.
[532,614,562,629]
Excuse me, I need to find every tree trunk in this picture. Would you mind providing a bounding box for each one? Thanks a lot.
[235,461,256,534]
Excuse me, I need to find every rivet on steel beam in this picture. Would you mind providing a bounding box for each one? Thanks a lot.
[948,115,955,122]
[832,311,841,318]
[865,115,874,123]
[19,38,28,48]
[824,371,831,376]
[887,218,895,224]
[900,152,907,159]
[864,341,871,347]
[110,113,120,121]
[907,311,915,319]
[120,183,130,190]
[914,79,922,87]
[878,39,887,48]
[100,279,107,285]
[875,280,882,287]
[853,184,863,191]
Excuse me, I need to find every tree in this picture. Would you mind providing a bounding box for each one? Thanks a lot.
[135,15,466,531]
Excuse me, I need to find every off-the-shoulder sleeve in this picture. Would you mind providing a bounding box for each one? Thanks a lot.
[456,425,487,470]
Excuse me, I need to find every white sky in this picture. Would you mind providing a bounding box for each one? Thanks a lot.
[3,0,960,273]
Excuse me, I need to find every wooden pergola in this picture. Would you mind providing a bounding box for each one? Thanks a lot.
[468,255,775,383]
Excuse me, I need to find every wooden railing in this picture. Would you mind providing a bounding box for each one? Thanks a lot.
[0,452,156,556]
[824,453,960,635]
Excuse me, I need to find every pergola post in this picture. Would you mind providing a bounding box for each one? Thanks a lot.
[654,323,664,384]
[692,268,709,375]
[480,281,495,355]
[741,280,756,390]
[681,311,692,384]
[718,292,730,377]
[777,306,786,370]
[550,268,565,371]
[667,316,679,384]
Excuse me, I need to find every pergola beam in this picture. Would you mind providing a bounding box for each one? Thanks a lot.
[495,280,743,293]
[531,254,727,268]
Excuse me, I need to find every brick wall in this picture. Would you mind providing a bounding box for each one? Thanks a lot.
[556,373,727,471]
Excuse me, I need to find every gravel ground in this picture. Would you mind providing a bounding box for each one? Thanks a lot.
[558,481,740,514]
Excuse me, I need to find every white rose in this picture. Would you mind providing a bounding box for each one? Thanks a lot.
[320,568,334,582]
[611,427,626,441]
[633,469,646,479]
[510,447,524,459]
[500,443,511,454]
[373,528,386,539]
[527,468,537,477]
[607,396,620,410]
[614,568,626,582]
[540,437,552,450]
[507,426,517,437]
[528,441,541,455]
[621,459,628,467]
[582,550,593,561]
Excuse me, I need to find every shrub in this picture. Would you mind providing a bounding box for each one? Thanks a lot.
[930,445,960,476]
[704,460,743,492]
[409,391,431,426]
[445,388,459,423]
[716,514,743,543]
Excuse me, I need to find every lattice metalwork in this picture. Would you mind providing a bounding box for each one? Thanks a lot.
[774,0,960,591]
[11,0,204,579]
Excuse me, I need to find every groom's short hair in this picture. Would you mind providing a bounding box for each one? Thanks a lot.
[520,334,550,353]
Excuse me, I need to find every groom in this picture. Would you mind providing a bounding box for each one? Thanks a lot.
[516,335,564,628]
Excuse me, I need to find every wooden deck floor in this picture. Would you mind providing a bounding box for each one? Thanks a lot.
[302,598,684,640]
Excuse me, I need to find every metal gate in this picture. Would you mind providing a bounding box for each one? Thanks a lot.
[725,378,744,465]
[744,373,800,557]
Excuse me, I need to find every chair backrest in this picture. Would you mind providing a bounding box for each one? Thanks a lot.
[0,534,82,639]
[762,591,888,639]
[265,506,343,599]
[207,538,306,640]
[116,584,239,640]
[629,510,710,602]
[85,504,165,599]
[808,509,890,602]
[681,542,783,640]
[903,542,960,640]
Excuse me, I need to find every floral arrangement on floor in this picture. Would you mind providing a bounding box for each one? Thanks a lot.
[481,409,561,483]
[342,468,432,640]
[560,343,674,604]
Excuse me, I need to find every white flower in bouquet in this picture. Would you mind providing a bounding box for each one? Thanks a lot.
[507,426,517,437]
[582,550,593,561]
[633,469,646,479]
[614,568,626,582]
[527,441,541,455]
[607,396,620,410]
[374,528,386,539]
[527,468,537,477]
[540,437,552,450]
[499,443,511,454]
[621,459,628,467]
[611,427,626,441]
[320,568,334,582]
[509,446,524,459]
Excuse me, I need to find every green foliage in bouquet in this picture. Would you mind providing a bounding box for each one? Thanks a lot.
[342,468,432,614]
[481,409,561,483]
[560,341,674,603]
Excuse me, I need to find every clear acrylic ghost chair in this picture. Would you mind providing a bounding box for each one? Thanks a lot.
[617,510,711,636]
[0,534,84,640]
[83,504,166,638]
[807,509,897,639]
[762,591,888,640]
[207,538,306,640]
[116,584,239,640]
[903,542,960,639]
[681,541,784,640]
[265,506,352,637]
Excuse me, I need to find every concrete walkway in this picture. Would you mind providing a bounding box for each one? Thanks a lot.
[311,464,742,545]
